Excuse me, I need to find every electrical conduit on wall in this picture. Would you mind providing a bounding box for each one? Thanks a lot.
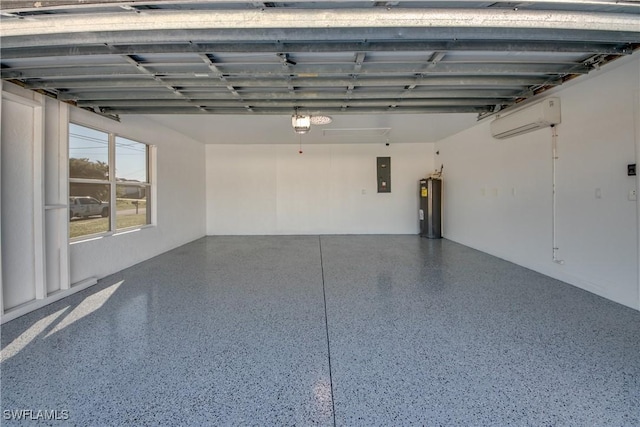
[635,75,640,310]
[552,125,564,265]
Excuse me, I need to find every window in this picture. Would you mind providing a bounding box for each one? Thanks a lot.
[69,123,152,240]
[115,136,150,230]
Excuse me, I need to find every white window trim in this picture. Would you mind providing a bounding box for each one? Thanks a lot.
[69,122,155,243]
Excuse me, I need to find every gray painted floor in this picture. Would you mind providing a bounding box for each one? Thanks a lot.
[1,236,639,426]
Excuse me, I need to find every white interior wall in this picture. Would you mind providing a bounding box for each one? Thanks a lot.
[1,91,40,309]
[436,55,640,310]
[68,108,207,285]
[1,82,207,322]
[206,143,435,235]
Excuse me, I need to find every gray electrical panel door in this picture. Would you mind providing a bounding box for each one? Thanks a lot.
[419,178,442,239]
[377,157,391,193]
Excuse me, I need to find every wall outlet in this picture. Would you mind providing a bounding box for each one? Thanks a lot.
[629,189,637,201]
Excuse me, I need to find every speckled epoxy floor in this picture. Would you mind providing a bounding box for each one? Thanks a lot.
[1,236,639,426]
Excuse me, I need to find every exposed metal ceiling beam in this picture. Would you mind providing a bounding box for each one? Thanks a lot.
[3,0,640,13]
[199,53,247,103]
[75,99,508,109]
[4,27,638,50]
[24,75,558,90]
[60,88,521,101]
[198,54,224,77]
[2,62,592,79]
[345,52,367,102]
[121,54,207,112]
[99,105,493,115]
[1,41,633,59]
[2,8,639,37]
[402,52,446,95]
[102,106,494,116]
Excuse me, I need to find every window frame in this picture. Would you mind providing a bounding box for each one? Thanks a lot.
[69,122,154,242]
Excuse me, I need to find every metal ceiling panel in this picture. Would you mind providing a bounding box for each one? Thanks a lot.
[1,0,638,117]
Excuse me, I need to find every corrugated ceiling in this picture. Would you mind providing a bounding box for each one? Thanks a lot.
[1,0,639,119]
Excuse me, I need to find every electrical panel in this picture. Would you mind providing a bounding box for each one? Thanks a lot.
[377,157,391,193]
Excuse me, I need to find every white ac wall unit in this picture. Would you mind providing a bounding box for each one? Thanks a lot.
[491,97,561,140]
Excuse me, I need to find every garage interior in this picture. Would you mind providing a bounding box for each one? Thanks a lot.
[1,0,640,425]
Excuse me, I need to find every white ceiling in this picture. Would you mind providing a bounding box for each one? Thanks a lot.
[141,112,479,144]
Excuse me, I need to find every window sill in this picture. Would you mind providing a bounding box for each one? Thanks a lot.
[70,224,155,244]
[112,224,154,236]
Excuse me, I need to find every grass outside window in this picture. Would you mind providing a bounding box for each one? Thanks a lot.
[70,199,148,239]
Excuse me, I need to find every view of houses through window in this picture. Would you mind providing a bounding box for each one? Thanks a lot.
[69,123,151,239]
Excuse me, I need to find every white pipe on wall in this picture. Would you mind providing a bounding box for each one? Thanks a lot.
[552,125,564,265]
[635,81,640,310]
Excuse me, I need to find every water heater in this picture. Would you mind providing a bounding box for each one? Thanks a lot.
[419,178,442,239]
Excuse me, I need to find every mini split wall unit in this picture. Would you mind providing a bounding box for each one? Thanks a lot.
[491,98,562,140]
